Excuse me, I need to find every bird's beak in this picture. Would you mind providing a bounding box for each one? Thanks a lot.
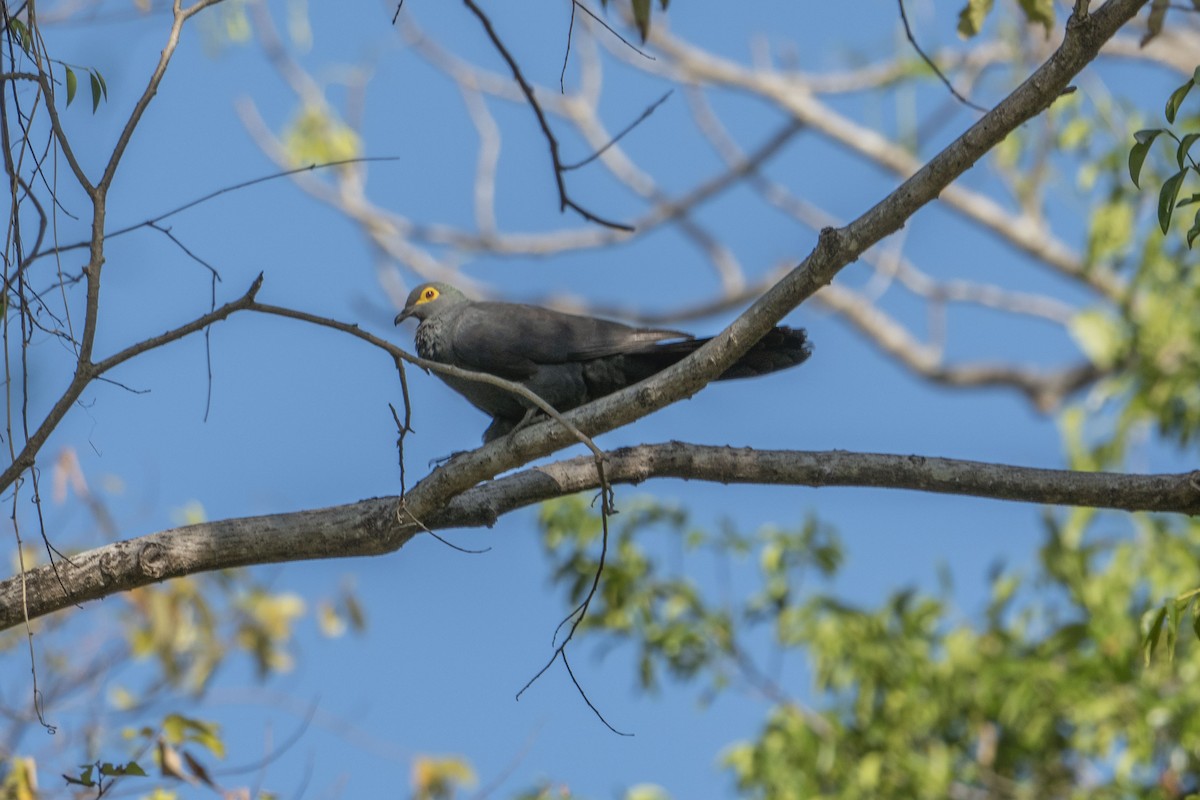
[394,307,414,326]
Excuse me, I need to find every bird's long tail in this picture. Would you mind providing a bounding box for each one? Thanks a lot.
[632,325,812,380]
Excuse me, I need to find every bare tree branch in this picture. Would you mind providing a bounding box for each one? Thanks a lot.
[396,0,1150,519]
[625,20,1129,303]
[0,0,1154,637]
[816,282,1102,410]
[460,0,633,231]
[3,438,1196,631]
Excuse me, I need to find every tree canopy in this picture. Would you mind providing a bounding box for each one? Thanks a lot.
[1,0,1199,798]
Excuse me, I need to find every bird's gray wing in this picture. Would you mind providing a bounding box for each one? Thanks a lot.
[448,302,691,376]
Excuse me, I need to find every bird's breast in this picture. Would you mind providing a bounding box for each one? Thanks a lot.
[414,319,449,362]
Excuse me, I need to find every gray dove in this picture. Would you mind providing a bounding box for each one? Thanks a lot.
[394,282,812,443]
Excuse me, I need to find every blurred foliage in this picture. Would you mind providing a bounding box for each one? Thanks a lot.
[63,759,148,794]
[0,488,364,798]
[282,104,361,167]
[412,755,478,800]
[514,784,577,800]
[538,492,1200,798]
[957,0,1054,37]
[597,0,670,42]
[0,757,37,800]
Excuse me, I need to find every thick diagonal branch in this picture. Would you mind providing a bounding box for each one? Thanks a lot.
[403,0,1151,514]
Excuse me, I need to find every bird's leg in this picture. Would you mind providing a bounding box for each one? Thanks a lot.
[505,407,545,439]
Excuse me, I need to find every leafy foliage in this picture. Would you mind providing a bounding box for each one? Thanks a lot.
[539,494,1200,798]
[1129,68,1200,246]
[62,760,148,794]
[411,755,478,800]
[281,104,361,167]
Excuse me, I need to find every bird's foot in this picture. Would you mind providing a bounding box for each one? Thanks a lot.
[506,407,544,438]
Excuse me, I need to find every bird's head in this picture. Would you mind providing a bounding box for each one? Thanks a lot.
[394,282,468,325]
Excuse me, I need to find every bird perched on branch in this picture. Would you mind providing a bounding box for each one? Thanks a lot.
[394,282,812,443]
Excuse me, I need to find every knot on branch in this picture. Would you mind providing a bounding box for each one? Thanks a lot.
[138,541,168,579]
[811,226,855,284]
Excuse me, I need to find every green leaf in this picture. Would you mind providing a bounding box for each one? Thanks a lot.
[1143,0,1168,45]
[1129,129,1163,188]
[89,72,102,113]
[1158,170,1186,233]
[1187,209,1200,248]
[1166,78,1195,124]
[1168,597,1182,663]
[8,19,26,52]
[98,761,147,777]
[76,764,95,786]
[1134,128,1165,146]
[956,0,994,37]
[162,714,226,758]
[1016,0,1054,32]
[632,0,651,41]
[1127,141,1148,188]
[1178,132,1200,169]
[1142,605,1167,666]
[11,18,31,53]
[65,67,76,107]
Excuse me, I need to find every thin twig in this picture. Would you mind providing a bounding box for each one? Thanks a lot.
[561,89,672,171]
[516,460,620,733]
[562,0,655,94]
[460,0,633,231]
[897,0,988,112]
[560,0,576,92]
[29,157,399,265]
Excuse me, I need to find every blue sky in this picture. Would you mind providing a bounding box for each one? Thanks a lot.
[2,1,1183,797]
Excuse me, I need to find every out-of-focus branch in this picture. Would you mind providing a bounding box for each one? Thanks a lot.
[680,84,1092,406]
[684,86,1077,325]
[624,25,1129,304]
[237,30,801,296]
[1103,29,1200,75]
[817,282,1102,411]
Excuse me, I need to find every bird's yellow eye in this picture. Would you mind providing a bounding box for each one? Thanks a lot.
[418,286,440,304]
